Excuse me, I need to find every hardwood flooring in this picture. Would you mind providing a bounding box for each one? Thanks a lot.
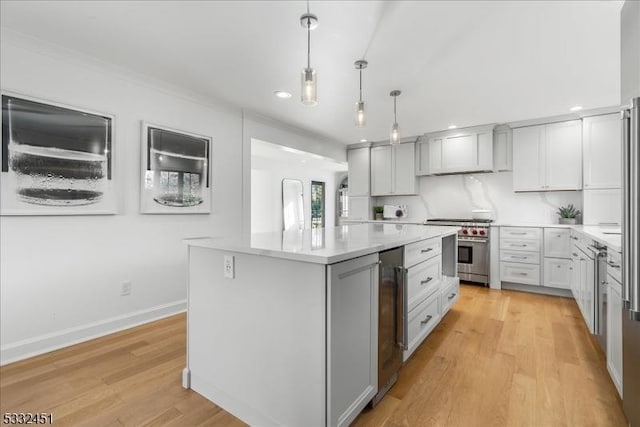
[0,285,627,426]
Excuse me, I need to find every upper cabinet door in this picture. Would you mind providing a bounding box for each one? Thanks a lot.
[370,145,393,196]
[583,114,622,189]
[545,120,582,191]
[394,142,417,195]
[513,125,545,191]
[427,138,443,174]
[493,127,512,172]
[347,147,370,196]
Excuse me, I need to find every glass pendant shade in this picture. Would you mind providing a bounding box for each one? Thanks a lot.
[390,122,400,144]
[355,101,365,127]
[301,68,317,106]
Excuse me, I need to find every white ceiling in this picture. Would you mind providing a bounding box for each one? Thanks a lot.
[0,1,623,145]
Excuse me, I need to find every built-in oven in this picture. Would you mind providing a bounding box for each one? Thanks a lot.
[424,219,491,286]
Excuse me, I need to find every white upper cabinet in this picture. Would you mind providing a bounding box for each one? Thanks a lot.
[493,126,512,172]
[513,125,545,191]
[370,142,416,196]
[513,120,582,191]
[416,125,494,175]
[370,145,393,196]
[545,120,582,190]
[347,147,370,196]
[394,141,417,194]
[583,113,622,189]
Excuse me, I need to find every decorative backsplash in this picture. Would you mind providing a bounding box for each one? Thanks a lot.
[375,171,583,224]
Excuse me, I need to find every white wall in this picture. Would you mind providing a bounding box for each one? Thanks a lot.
[376,171,583,225]
[0,31,344,364]
[251,159,342,233]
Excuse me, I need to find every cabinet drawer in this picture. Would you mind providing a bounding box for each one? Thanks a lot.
[440,278,460,316]
[500,238,541,252]
[501,262,541,286]
[404,292,440,361]
[501,227,541,240]
[407,255,441,312]
[500,250,540,265]
[544,228,572,258]
[404,237,441,268]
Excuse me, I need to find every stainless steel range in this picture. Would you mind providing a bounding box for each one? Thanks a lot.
[425,219,491,286]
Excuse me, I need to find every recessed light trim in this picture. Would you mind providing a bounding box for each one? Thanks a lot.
[570,105,583,112]
[359,139,368,143]
[448,125,457,130]
[274,91,292,99]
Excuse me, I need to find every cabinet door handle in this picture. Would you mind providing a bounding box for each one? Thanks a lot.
[421,248,434,253]
[510,232,527,235]
[510,255,528,259]
[421,277,433,285]
[420,314,433,325]
[448,292,457,300]
[572,253,579,257]
[511,244,528,247]
[516,272,529,276]
[608,262,621,269]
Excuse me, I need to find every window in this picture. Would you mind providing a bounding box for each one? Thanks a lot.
[311,181,325,229]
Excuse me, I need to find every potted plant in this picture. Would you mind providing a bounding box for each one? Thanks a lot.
[374,206,384,220]
[557,204,581,224]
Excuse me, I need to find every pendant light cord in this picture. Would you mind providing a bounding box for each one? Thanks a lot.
[307,23,311,69]
[393,96,397,123]
[359,69,363,102]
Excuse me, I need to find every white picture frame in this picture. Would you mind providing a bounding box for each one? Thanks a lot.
[140,121,212,214]
[1,91,116,216]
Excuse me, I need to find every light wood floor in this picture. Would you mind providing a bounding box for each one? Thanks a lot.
[0,285,627,427]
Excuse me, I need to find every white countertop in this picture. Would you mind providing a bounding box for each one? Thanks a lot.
[341,219,424,225]
[185,223,459,264]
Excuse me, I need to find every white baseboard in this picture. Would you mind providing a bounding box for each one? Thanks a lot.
[501,282,572,298]
[0,300,186,366]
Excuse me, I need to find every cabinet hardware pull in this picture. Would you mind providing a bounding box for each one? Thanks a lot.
[512,244,528,247]
[511,255,528,259]
[510,232,527,235]
[608,262,621,269]
[572,253,579,257]
[421,277,433,285]
[517,272,529,276]
[421,248,434,253]
[420,315,433,325]
[448,293,457,300]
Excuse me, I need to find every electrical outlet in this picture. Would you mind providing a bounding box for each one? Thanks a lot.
[121,280,132,296]
[223,255,234,279]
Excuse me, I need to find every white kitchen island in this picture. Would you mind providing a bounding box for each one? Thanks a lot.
[183,223,458,427]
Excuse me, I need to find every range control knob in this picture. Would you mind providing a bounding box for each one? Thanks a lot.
[462,229,468,235]
[479,230,486,236]
[472,229,478,235]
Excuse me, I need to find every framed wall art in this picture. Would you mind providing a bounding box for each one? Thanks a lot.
[140,122,211,214]
[1,92,116,215]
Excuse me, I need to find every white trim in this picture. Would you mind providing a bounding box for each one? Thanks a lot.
[0,299,186,366]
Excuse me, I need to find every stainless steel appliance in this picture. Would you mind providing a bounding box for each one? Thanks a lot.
[622,96,640,425]
[425,219,491,285]
[593,243,608,351]
[372,247,405,406]
[621,1,639,423]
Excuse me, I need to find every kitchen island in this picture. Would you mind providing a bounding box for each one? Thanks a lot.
[183,223,458,427]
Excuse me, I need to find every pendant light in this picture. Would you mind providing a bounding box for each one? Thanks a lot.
[300,2,318,106]
[390,90,401,144]
[354,60,368,127]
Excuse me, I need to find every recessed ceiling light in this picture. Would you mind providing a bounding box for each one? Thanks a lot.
[448,125,457,130]
[570,105,583,112]
[360,139,368,143]
[274,91,292,99]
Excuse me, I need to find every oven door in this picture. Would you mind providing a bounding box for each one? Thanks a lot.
[458,237,489,277]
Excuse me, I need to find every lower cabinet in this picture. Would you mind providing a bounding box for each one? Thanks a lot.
[404,292,441,361]
[607,270,623,398]
[499,227,543,286]
[328,254,378,427]
[543,258,572,289]
[500,262,541,286]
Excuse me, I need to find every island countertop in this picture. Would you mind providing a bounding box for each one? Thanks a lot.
[185,223,459,264]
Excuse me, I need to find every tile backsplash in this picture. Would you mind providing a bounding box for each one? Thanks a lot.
[375,172,583,224]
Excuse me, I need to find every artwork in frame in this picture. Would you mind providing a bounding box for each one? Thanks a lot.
[140,122,211,214]
[1,92,116,215]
